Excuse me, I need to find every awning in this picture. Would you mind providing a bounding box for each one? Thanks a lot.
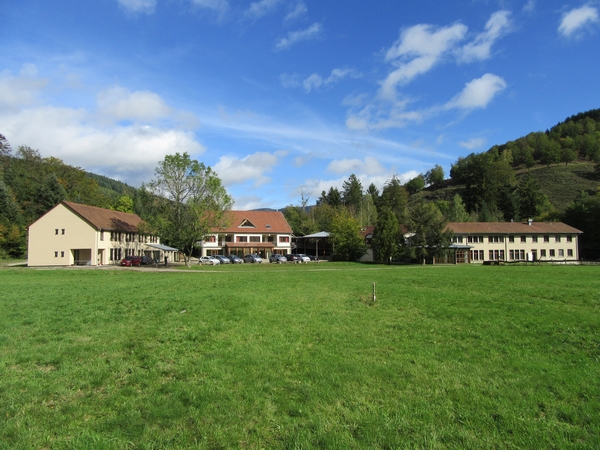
[297,231,330,239]
[448,244,474,249]
[144,244,179,251]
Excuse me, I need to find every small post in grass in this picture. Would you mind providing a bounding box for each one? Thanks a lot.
[372,282,376,302]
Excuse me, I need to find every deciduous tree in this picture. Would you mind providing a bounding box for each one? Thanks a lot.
[143,153,233,266]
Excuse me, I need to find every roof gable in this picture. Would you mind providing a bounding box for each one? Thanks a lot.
[215,210,292,234]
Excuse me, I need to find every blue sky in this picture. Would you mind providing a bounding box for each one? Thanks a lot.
[2,0,599,209]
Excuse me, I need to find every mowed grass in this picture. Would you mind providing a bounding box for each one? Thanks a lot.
[1,264,599,449]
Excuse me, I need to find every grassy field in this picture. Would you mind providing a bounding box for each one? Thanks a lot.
[1,263,599,449]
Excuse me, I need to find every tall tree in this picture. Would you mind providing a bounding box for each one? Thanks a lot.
[366,182,380,208]
[424,164,444,186]
[372,207,400,263]
[438,194,470,222]
[405,174,425,195]
[37,173,67,216]
[144,153,233,266]
[329,208,366,261]
[407,199,452,265]
[379,176,408,223]
[517,174,551,219]
[342,174,363,211]
[0,134,12,157]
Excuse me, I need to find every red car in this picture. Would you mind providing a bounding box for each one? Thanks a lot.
[120,255,141,266]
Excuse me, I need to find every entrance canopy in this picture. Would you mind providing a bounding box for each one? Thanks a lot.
[145,244,179,251]
[296,231,331,239]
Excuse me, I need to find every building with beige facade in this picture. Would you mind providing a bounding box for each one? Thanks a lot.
[444,220,582,264]
[198,210,293,258]
[27,201,172,266]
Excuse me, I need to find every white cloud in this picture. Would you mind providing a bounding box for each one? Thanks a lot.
[285,2,307,22]
[117,0,156,14]
[0,69,206,185]
[379,23,467,100]
[244,0,281,20]
[458,11,511,63]
[302,68,361,92]
[558,5,599,37]
[523,0,536,13]
[213,151,285,188]
[458,137,486,150]
[3,106,205,182]
[444,73,507,110]
[275,23,322,50]
[0,65,48,112]
[97,86,173,122]
[326,156,387,176]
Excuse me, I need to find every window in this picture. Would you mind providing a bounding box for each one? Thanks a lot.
[205,236,216,242]
[555,235,561,243]
[549,249,555,257]
[55,229,59,235]
[544,235,549,243]
[250,236,260,242]
[520,235,526,243]
[567,235,573,243]
[558,249,564,257]
[509,249,515,260]
[467,236,483,243]
[540,249,547,257]
[568,249,573,257]
[532,249,537,261]
[519,249,525,260]
[100,231,104,241]
[61,251,65,258]
[532,235,538,243]
[488,236,504,243]
[61,229,65,235]
[54,251,58,258]
[279,236,290,243]
[508,236,514,243]
[236,236,248,243]
[453,236,463,243]
[489,250,494,260]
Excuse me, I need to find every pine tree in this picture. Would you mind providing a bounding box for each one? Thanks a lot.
[372,207,400,263]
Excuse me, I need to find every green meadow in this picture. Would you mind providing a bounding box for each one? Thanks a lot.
[1,264,599,449]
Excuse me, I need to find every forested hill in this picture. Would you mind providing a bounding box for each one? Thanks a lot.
[430,107,600,218]
[0,140,141,258]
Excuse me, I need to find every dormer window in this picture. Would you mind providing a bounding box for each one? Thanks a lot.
[239,219,256,228]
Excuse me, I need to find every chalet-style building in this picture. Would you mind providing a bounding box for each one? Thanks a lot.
[444,220,582,264]
[198,210,293,258]
[27,201,174,266]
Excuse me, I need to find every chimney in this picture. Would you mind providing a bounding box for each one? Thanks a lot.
[528,219,533,226]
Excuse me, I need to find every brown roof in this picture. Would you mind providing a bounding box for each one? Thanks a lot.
[214,210,293,234]
[62,201,144,232]
[446,221,582,234]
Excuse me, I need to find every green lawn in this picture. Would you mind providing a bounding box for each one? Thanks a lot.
[1,264,599,449]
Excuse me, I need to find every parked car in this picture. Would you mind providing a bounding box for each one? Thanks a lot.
[214,255,231,264]
[269,254,287,264]
[139,255,155,265]
[199,256,220,265]
[120,255,141,267]
[306,255,319,261]
[296,254,311,263]
[227,254,244,264]
[284,254,300,262]
[244,254,263,263]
